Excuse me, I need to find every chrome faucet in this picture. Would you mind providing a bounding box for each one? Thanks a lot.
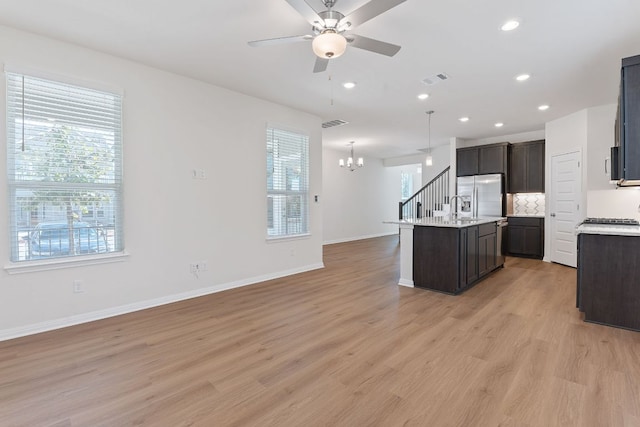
[449,195,471,217]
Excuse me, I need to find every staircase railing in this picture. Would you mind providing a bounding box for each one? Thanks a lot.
[399,166,451,220]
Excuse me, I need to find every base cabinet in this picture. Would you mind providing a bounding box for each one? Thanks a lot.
[479,234,497,277]
[507,216,544,259]
[464,226,479,286]
[414,223,501,294]
[577,233,640,331]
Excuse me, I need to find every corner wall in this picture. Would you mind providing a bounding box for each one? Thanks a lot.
[322,148,399,244]
[0,25,323,340]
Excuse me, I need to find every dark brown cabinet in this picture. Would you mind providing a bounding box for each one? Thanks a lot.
[413,223,501,294]
[456,142,509,177]
[479,144,509,175]
[507,216,544,259]
[464,225,479,286]
[478,223,497,277]
[577,233,640,331]
[456,148,479,177]
[508,140,545,193]
[617,54,640,182]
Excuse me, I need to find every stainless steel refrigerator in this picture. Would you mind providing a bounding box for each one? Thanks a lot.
[456,173,504,217]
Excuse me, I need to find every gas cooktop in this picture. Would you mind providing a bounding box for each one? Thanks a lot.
[582,217,640,226]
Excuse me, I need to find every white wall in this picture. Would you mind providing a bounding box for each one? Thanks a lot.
[322,148,399,244]
[0,25,323,339]
[588,189,640,219]
[383,143,451,186]
[586,104,617,192]
[458,130,546,148]
[543,109,587,262]
[585,104,640,219]
[542,104,637,261]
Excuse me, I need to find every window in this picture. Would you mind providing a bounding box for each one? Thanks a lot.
[6,72,123,262]
[401,171,413,200]
[266,126,309,238]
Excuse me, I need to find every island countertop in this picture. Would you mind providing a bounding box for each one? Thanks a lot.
[385,216,506,228]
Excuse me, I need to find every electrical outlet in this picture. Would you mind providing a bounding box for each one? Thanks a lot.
[73,280,84,293]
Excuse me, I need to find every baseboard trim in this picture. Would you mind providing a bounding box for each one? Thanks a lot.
[0,262,325,342]
[323,232,398,246]
[398,279,414,288]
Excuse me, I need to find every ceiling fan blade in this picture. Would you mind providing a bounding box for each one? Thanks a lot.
[339,0,406,28]
[313,57,330,73]
[347,34,401,57]
[248,35,313,47]
[285,0,325,27]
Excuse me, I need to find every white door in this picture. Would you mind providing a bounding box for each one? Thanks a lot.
[550,151,582,267]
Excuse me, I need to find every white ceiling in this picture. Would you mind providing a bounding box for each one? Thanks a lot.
[1,0,639,159]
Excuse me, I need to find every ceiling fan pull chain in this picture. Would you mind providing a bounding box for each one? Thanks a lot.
[329,74,334,106]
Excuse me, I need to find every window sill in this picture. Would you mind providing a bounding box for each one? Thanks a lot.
[266,233,311,243]
[4,251,130,275]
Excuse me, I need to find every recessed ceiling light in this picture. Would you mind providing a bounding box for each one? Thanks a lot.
[538,104,550,111]
[459,117,470,122]
[501,20,520,31]
[495,122,504,128]
[516,74,530,82]
[343,82,356,89]
[417,93,429,100]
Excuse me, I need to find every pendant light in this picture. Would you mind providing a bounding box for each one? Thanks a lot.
[425,110,434,167]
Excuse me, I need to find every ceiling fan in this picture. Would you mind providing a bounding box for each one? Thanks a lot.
[248,0,406,73]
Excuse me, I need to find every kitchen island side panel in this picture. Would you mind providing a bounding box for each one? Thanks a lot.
[413,226,460,294]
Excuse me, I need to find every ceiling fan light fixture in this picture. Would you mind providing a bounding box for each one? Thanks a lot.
[312,30,347,59]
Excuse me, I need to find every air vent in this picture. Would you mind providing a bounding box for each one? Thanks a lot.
[322,119,349,129]
[422,73,450,86]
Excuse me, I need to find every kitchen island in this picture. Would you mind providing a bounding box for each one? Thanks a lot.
[387,217,506,294]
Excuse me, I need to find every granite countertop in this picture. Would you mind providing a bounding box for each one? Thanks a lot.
[576,223,640,237]
[385,216,506,228]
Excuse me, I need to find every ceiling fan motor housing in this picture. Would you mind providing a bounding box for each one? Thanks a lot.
[315,10,346,32]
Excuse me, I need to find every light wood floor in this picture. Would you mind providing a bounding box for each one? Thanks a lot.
[1,236,640,426]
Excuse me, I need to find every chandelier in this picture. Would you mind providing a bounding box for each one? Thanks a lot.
[339,141,364,171]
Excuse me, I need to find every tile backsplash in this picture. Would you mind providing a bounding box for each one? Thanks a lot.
[512,193,545,216]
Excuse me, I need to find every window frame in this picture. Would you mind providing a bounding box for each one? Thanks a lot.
[266,125,310,240]
[5,69,125,268]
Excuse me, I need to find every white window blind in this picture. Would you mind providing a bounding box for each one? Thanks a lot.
[6,72,123,262]
[266,127,309,238]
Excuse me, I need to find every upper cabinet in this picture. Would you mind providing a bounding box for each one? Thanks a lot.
[508,140,545,193]
[456,142,509,176]
[616,54,640,184]
[456,148,479,176]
